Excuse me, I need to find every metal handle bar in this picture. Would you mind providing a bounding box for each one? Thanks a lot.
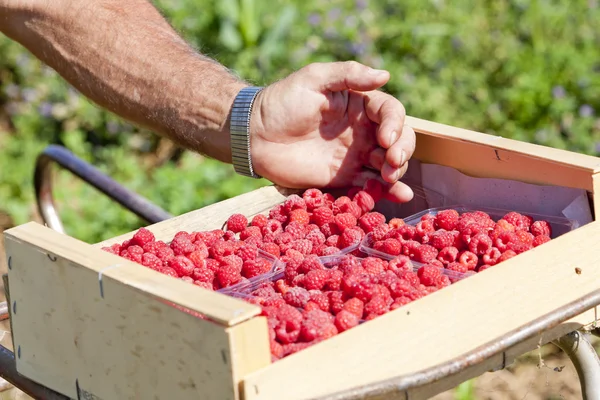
[34,144,172,234]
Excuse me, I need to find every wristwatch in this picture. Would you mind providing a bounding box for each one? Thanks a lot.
[230,86,263,179]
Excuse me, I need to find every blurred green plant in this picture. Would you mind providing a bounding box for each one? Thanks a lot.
[1,0,599,245]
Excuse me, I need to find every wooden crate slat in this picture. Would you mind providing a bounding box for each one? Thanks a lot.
[242,219,600,400]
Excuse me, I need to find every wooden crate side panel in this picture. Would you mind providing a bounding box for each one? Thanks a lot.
[242,220,600,400]
[408,116,600,173]
[95,186,288,248]
[5,233,260,400]
[5,222,259,326]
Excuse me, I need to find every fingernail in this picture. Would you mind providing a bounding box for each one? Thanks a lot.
[392,169,401,181]
[388,130,398,147]
[369,68,387,76]
[400,150,406,166]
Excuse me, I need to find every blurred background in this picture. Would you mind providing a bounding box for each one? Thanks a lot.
[0,0,599,398]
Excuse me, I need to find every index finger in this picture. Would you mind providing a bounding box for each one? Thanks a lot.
[364,91,406,149]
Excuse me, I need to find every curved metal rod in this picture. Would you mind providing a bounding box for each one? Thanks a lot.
[34,145,172,234]
[317,288,600,400]
[0,345,69,400]
[554,331,600,400]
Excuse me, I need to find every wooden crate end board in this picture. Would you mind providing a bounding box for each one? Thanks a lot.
[4,229,273,400]
[241,219,600,400]
[4,222,260,326]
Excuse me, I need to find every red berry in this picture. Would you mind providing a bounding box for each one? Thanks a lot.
[167,255,194,277]
[250,214,268,228]
[532,234,551,247]
[415,244,438,263]
[193,280,213,290]
[458,251,478,271]
[503,212,529,230]
[363,179,384,203]
[373,238,402,256]
[334,213,357,232]
[326,269,343,291]
[359,212,386,233]
[269,205,288,224]
[131,228,155,247]
[401,240,421,259]
[430,230,455,250]
[446,262,468,274]
[209,240,235,261]
[289,209,311,226]
[236,244,259,261]
[274,305,303,344]
[141,253,162,271]
[191,267,215,283]
[353,191,376,214]
[328,291,346,315]
[289,239,313,256]
[339,227,364,249]
[482,247,501,266]
[283,194,307,213]
[371,223,391,241]
[303,269,330,291]
[285,221,306,240]
[309,292,330,312]
[300,309,337,342]
[437,246,459,264]
[303,188,326,211]
[226,213,248,233]
[260,242,281,258]
[217,263,242,287]
[170,236,195,256]
[240,226,262,241]
[262,220,283,236]
[493,231,517,252]
[242,258,272,278]
[417,265,441,286]
[364,295,389,316]
[342,297,364,318]
[388,256,414,274]
[305,229,326,249]
[468,233,493,256]
[531,220,552,237]
[283,287,310,308]
[363,257,386,275]
[415,220,435,243]
[335,310,360,332]
[498,249,517,262]
[161,267,178,277]
[188,250,207,268]
[435,209,459,231]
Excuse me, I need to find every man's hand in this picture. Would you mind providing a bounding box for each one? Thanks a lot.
[251,61,416,202]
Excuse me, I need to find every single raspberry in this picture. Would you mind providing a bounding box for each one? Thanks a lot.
[102,243,121,255]
[373,238,402,256]
[310,206,332,227]
[289,209,310,226]
[393,225,417,241]
[326,291,345,314]
[401,240,421,259]
[415,244,438,263]
[514,229,534,245]
[303,269,330,291]
[188,250,207,268]
[274,232,294,252]
[415,220,435,243]
[141,253,162,271]
[532,235,551,247]
[299,254,323,274]
[309,292,330,312]
[435,209,459,231]
[363,179,384,202]
[332,196,352,214]
[437,246,459,264]
[482,247,501,266]
[446,262,468,274]
[477,264,493,272]
[285,221,306,240]
[269,205,288,224]
[503,212,530,230]
[320,222,341,237]
[388,218,404,229]
[334,213,357,232]
[358,212,386,233]
[131,228,155,247]
[417,265,441,286]
[305,230,326,249]
[353,191,376,214]
[120,239,131,249]
[274,305,303,344]
[250,214,268,228]
[161,266,179,277]
[303,188,326,211]
[458,251,478,271]
[260,242,281,258]
[492,230,516,252]
[364,295,389,316]
[339,227,364,249]
[304,301,321,312]
[305,223,320,233]
[240,226,262,241]
[223,231,237,241]
[335,310,360,332]
[262,220,283,236]
[300,309,338,342]
[325,269,343,291]
[342,297,364,318]
[217,263,242,287]
[348,276,375,303]
[388,256,413,274]
[283,287,310,308]
[205,258,220,272]
[391,296,412,310]
[401,271,421,288]
[498,249,517,262]
[123,245,144,263]
[436,274,451,288]
[363,257,386,275]
[283,194,307,213]
[371,223,391,242]
[460,223,486,245]
[495,219,516,232]
[531,220,552,237]
[242,258,272,278]
[191,267,215,283]
[288,239,312,256]
[235,244,259,261]
[209,240,235,261]
[468,233,493,255]
[170,236,195,256]
[220,254,243,272]
[430,230,455,250]
[325,235,340,248]
[167,256,194,277]
[421,213,436,223]
[226,214,248,233]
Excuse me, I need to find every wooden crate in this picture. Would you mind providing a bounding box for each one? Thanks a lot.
[4,116,600,400]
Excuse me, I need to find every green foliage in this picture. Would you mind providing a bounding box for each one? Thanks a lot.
[454,379,476,400]
[1,0,599,243]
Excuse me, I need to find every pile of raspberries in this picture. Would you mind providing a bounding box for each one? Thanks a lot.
[364,208,552,273]
[101,181,555,361]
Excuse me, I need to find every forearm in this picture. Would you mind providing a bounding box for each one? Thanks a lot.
[0,0,247,163]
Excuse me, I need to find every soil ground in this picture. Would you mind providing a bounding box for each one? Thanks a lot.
[0,214,590,400]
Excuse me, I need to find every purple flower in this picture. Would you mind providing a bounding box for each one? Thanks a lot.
[38,102,53,118]
[21,88,38,103]
[327,8,341,21]
[552,85,566,99]
[307,13,321,27]
[356,0,368,11]
[349,42,367,56]
[579,104,594,118]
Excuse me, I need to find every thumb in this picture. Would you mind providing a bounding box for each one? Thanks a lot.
[300,61,390,93]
